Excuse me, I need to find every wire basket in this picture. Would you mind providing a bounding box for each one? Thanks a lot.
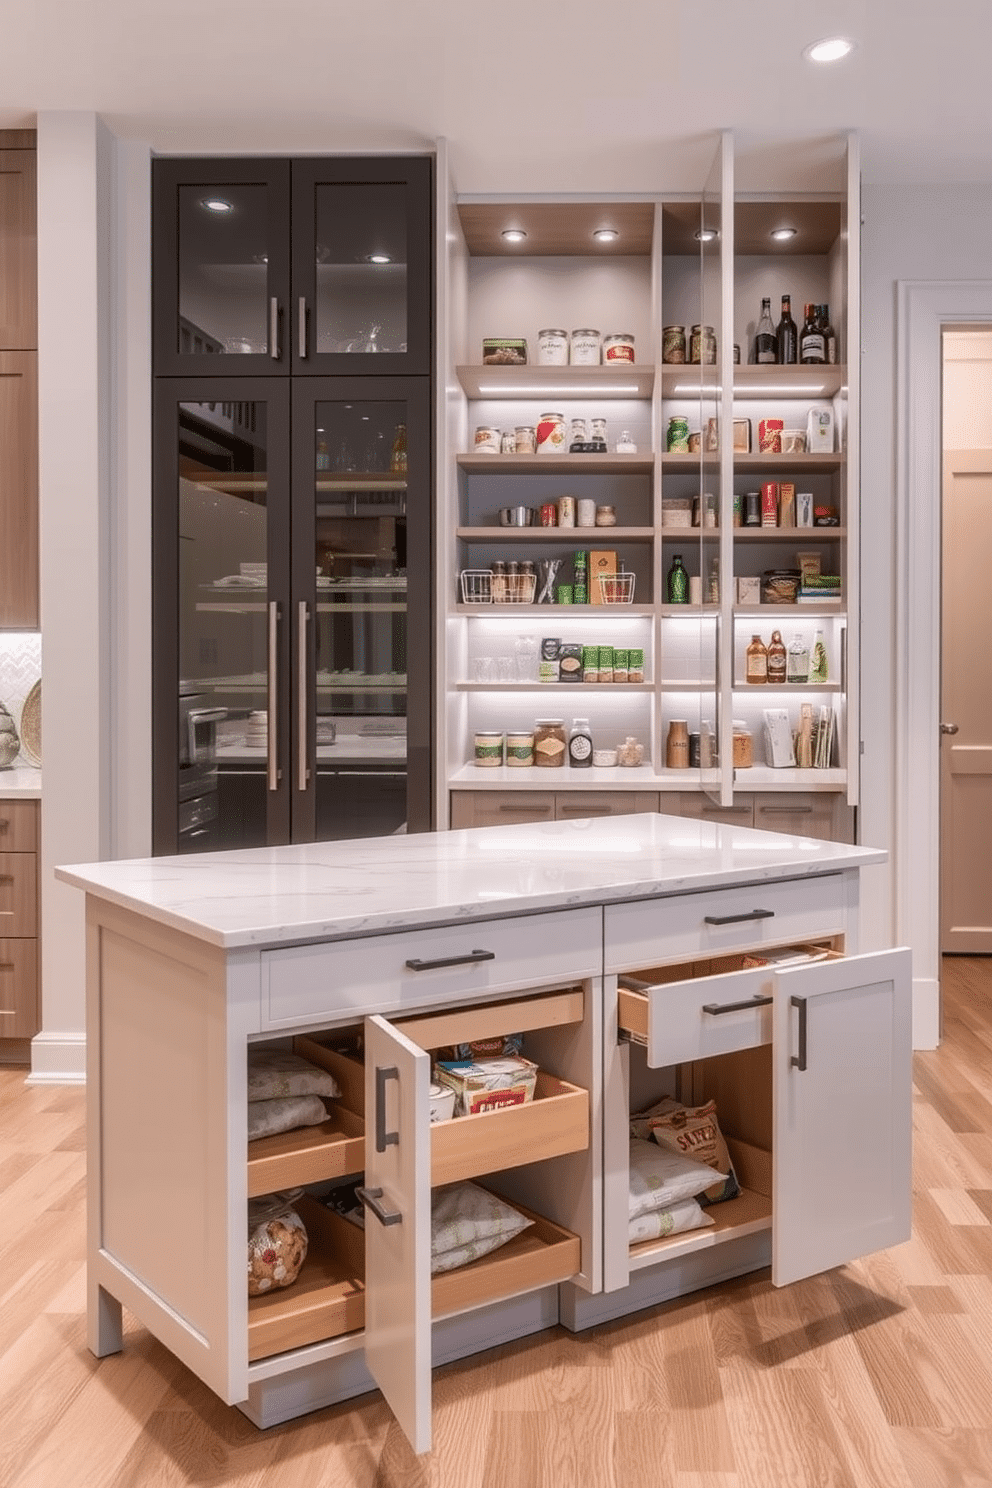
[460,569,493,604]
[598,572,636,604]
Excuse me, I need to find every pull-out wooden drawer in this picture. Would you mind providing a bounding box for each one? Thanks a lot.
[0,800,38,852]
[0,937,38,1038]
[604,873,850,973]
[261,906,601,1029]
[0,851,36,936]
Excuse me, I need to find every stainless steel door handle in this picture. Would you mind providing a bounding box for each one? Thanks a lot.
[269,297,280,359]
[940,722,959,735]
[298,601,310,790]
[267,600,279,790]
[298,297,307,358]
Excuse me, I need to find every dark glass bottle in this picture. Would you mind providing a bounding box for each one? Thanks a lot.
[776,295,798,364]
[819,303,837,365]
[767,629,787,684]
[667,553,689,604]
[754,297,777,364]
[800,303,825,365]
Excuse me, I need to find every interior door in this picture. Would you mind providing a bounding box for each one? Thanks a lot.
[941,449,992,951]
[771,948,912,1287]
[361,1015,432,1455]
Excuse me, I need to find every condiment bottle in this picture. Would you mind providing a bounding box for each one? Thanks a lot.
[665,720,690,769]
[810,629,828,683]
[667,554,689,604]
[767,629,787,684]
[568,718,593,767]
[745,634,768,684]
[787,633,809,684]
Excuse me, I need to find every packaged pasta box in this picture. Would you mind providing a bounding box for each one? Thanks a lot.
[433,1055,539,1116]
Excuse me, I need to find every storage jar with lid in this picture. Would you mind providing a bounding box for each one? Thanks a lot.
[689,324,716,365]
[567,718,593,767]
[665,720,690,769]
[536,330,569,366]
[505,729,535,767]
[603,333,635,363]
[533,720,567,767]
[474,731,505,768]
[662,325,686,364]
[732,720,753,769]
[536,412,567,455]
[570,329,601,365]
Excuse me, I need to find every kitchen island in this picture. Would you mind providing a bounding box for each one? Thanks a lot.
[56,814,911,1455]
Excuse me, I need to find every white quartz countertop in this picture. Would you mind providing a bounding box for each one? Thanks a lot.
[55,814,887,951]
[0,767,42,799]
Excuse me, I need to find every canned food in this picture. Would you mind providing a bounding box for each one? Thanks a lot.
[536,412,567,455]
[662,325,686,364]
[537,330,569,366]
[689,324,717,365]
[570,329,601,365]
[473,731,504,768]
[539,502,558,526]
[603,333,635,363]
[667,416,690,453]
[474,426,501,453]
[514,425,537,454]
[557,495,576,526]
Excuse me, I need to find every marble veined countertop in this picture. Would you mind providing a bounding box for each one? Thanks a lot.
[55,815,887,952]
[0,766,42,798]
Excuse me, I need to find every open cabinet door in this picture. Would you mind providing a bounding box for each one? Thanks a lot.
[771,948,912,1287]
[361,1015,432,1453]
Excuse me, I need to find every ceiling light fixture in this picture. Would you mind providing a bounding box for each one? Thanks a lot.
[366,253,392,264]
[771,227,797,242]
[694,228,718,243]
[501,229,527,243]
[593,229,619,243]
[201,197,234,213]
[804,36,854,63]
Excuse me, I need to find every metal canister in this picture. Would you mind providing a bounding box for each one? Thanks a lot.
[539,502,558,527]
[557,495,576,526]
[662,325,686,364]
[743,490,762,527]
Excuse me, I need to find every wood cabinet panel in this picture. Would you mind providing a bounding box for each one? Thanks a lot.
[752,793,853,844]
[555,791,659,819]
[0,850,38,937]
[0,799,38,852]
[0,937,37,1039]
[0,148,37,349]
[449,791,555,828]
[0,350,38,628]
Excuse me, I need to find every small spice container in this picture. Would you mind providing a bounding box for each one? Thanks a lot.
[536,329,569,366]
[662,325,686,364]
[603,333,635,363]
[570,329,601,365]
[515,425,537,454]
[732,721,753,769]
[533,720,567,768]
[595,504,617,526]
[474,731,505,768]
[505,729,535,767]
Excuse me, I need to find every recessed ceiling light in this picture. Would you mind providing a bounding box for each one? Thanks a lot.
[593,229,619,243]
[366,253,392,264]
[771,227,798,242]
[694,228,718,243]
[804,36,854,63]
[501,229,527,243]
[201,197,234,213]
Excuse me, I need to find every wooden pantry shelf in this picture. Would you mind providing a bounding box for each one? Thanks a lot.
[457,364,654,400]
[732,528,847,540]
[456,526,654,540]
[660,366,846,399]
[457,453,653,475]
[453,603,655,617]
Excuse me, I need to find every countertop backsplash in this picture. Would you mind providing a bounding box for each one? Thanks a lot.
[0,633,41,771]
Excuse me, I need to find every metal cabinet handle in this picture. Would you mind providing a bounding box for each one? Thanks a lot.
[298,601,310,790]
[618,975,651,993]
[298,297,307,358]
[701,805,750,815]
[703,993,774,1015]
[405,949,495,972]
[267,600,279,790]
[374,1065,400,1152]
[940,722,959,735]
[703,908,774,926]
[790,994,808,1071]
[269,297,280,359]
[356,1185,402,1227]
[758,804,813,815]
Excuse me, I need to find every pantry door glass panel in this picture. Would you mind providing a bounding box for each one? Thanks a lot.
[152,379,292,855]
[152,159,292,376]
[291,378,432,842]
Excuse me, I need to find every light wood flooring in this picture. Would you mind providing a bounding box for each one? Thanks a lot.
[4,958,992,1487]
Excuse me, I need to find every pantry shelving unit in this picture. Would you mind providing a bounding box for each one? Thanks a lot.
[438,133,859,841]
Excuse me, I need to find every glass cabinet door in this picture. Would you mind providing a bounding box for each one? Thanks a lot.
[153,380,292,854]
[291,379,432,841]
[291,158,433,376]
[152,160,292,376]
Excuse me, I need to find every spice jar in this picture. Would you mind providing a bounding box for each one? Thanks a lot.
[533,719,567,768]
[732,720,753,769]
[666,720,690,769]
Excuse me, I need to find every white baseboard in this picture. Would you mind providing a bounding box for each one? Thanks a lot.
[913,975,940,1051]
[28,1031,87,1084]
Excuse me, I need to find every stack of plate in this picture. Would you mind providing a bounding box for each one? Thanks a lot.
[245,711,268,747]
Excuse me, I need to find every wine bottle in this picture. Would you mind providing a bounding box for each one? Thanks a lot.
[390,423,408,473]
[799,303,825,365]
[754,297,777,364]
[819,303,837,365]
[776,295,798,364]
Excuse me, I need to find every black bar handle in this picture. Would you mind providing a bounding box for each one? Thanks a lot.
[374,1065,400,1152]
[790,994,808,1071]
[405,949,495,972]
[702,993,774,1016]
[356,1186,402,1227]
[703,908,775,926]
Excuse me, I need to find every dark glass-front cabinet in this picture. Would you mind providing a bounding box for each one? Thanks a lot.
[152,155,434,855]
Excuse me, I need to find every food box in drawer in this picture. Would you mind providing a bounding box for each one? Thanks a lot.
[261,906,602,1029]
[604,873,851,973]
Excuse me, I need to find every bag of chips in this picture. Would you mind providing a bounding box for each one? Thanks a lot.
[648,1099,740,1205]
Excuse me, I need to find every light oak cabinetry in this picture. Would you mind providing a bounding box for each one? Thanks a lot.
[0,799,39,1038]
[0,140,37,349]
[449,789,660,828]
[60,820,908,1455]
[0,132,38,630]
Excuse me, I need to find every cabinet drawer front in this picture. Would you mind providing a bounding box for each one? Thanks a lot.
[619,962,778,1066]
[452,792,556,829]
[0,800,38,852]
[261,906,602,1029]
[604,873,849,973]
[556,792,660,820]
[0,937,38,1037]
[0,851,36,936]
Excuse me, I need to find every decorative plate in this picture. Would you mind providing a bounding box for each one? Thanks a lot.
[19,679,41,767]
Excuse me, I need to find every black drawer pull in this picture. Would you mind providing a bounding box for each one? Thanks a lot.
[703,908,775,926]
[759,805,813,815]
[405,949,495,972]
[702,993,774,1016]
[356,1186,402,1227]
[791,994,809,1071]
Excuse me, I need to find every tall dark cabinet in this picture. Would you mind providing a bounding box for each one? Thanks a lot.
[151,155,434,854]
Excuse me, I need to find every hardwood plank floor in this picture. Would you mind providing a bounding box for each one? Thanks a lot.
[4,957,992,1486]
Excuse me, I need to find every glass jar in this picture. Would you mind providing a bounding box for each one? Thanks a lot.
[536,330,569,366]
[533,720,567,768]
[732,720,753,769]
[570,329,601,365]
[505,729,535,767]
[603,333,635,362]
[473,731,505,768]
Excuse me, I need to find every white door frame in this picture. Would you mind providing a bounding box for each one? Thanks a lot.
[895,280,992,1049]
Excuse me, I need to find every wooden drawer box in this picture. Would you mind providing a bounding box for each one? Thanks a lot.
[247,1196,581,1362]
[260,907,602,1029]
[0,799,38,852]
[0,850,36,936]
[604,873,849,973]
[0,937,37,1038]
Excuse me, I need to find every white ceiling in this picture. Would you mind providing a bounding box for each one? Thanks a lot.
[2,0,991,194]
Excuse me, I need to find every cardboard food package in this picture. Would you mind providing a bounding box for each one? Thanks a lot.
[433,1056,539,1116]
